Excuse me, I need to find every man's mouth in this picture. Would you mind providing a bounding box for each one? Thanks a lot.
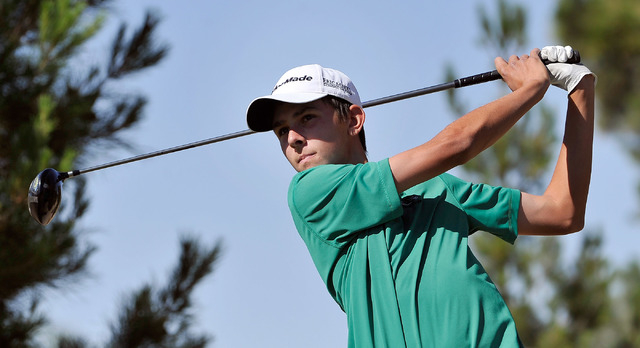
[299,153,314,163]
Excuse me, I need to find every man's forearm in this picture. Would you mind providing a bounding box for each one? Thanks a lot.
[546,75,595,230]
[520,75,595,235]
[390,51,550,194]
[390,82,546,193]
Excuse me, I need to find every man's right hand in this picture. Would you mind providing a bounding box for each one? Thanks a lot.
[494,48,550,95]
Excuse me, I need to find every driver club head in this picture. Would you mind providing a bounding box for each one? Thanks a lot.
[28,168,63,225]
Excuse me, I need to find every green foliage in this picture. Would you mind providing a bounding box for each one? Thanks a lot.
[541,233,614,346]
[556,0,640,134]
[554,3,640,343]
[610,261,640,346]
[478,0,527,54]
[446,1,556,193]
[107,236,221,348]
[444,3,557,343]
[445,1,640,347]
[556,0,640,192]
[38,0,105,73]
[57,335,89,348]
[0,1,220,346]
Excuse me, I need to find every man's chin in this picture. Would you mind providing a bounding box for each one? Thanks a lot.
[295,161,322,172]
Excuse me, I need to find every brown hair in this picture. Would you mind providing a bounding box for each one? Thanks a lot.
[321,96,367,152]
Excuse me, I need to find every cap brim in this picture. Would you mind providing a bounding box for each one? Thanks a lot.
[246,93,327,132]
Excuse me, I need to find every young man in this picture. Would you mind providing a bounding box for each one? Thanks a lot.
[246,46,595,347]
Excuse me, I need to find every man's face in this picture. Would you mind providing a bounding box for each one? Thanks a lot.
[272,99,353,172]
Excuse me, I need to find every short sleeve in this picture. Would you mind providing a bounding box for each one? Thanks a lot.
[439,174,521,243]
[288,159,403,248]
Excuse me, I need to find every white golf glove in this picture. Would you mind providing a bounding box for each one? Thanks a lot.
[541,45,596,93]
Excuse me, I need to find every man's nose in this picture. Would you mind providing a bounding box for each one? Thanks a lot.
[288,128,306,147]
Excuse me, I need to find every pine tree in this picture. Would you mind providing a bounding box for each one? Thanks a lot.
[444,1,617,346]
[0,1,220,346]
[107,237,221,348]
[443,1,554,343]
[554,2,640,346]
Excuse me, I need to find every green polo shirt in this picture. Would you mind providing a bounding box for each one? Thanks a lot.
[288,159,523,347]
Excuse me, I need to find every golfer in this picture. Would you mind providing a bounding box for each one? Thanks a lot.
[246,46,595,347]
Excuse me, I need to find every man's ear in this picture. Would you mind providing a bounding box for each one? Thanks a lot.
[348,104,365,136]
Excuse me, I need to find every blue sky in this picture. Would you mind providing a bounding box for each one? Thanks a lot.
[37,1,637,347]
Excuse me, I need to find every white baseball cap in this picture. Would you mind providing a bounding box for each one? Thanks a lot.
[246,64,361,132]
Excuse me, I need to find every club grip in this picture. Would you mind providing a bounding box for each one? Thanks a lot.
[454,70,502,88]
[454,49,581,88]
[541,49,581,65]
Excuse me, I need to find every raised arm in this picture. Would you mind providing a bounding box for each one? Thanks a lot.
[389,48,550,193]
[519,75,595,235]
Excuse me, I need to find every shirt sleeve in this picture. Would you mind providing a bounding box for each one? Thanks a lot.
[439,174,521,244]
[288,159,403,248]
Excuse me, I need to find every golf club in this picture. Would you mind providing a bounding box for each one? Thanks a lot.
[28,51,581,225]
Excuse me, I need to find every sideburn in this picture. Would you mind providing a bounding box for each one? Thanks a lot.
[322,96,367,152]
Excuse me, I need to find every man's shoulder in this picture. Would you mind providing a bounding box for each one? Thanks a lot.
[290,160,391,188]
[292,163,354,180]
[401,172,461,195]
[288,159,397,211]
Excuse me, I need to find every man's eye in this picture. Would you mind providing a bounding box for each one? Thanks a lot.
[302,115,314,122]
[277,127,289,137]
